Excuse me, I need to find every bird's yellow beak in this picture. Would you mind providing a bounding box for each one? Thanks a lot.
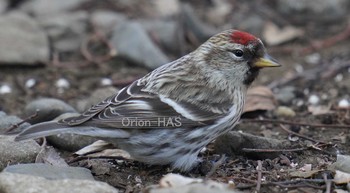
[254,54,281,68]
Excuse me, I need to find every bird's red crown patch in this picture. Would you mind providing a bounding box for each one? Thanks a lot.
[231,31,257,45]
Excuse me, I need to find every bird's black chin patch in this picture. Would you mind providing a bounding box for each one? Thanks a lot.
[244,67,260,85]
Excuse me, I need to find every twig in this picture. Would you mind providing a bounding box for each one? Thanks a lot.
[242,147,307,153]
[256,160,262,192]
[4,111,39,133]
[205,155,226,180]
[279,124,325,144]
[242,118,350,129]
[301,24,350,55]
[323,173,331,193]
[67,155,128,164]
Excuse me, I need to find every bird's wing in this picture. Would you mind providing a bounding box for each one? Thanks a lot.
[60,80,227,129]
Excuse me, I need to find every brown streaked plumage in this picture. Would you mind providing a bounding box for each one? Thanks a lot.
[15,29,280,171]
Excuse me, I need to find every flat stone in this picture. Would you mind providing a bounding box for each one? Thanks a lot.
[4,164,94,180]
[0,172,119,193]
[0,135,40,170]
[25,98,77,124]
[20,0,90,16]
[0,12,49,65]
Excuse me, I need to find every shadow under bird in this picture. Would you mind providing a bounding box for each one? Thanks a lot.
[15,29,281,171]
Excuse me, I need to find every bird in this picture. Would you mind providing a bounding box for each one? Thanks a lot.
[15,29,280,172]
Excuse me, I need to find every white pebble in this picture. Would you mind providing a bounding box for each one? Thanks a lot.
[101,78,112,86]
[55,78,70,89]
[25,78,36,88]
[338,99,349,108]
[334,74,343,82]
[295,64,304,73]
[308,95,320,105]
[305,53,321,64]
[0,84,11,94]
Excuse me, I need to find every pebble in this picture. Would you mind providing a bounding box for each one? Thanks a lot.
[4,164,94,180]
[338,99,349,108]
[0,171,119,193]
[308,95,320,105]
[91,10,126,33]
[25,78,36,88]
[0,84,11,94]
[20,0,90,16]
[275,86,296,105]
[275,106,296,117]
[25,98,77,124]
[0,136,40,170]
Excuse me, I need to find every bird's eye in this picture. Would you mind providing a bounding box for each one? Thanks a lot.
[232,49,244,58]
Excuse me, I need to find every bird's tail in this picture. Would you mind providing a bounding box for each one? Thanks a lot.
[15,121,131,141]
[15,121,72,141]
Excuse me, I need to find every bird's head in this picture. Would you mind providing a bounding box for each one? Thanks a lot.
[196,29,280,87]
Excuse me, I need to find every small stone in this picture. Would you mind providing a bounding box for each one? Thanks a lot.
[25,78,36,88]
[55,78,70,89]
[20,0,90,16]
[275,86,296,105]
[338,99,350,108]
[308,95,320,105]
[25,98,77,124]
[275,106,296,117]
[0,172,119,193]
[305,53,321,64]
[334,74,343,82]
[0,84,11,94]
[0,136,40,170]
[4,164,94,180]
[0,111,30,134]
[100,78,113,86]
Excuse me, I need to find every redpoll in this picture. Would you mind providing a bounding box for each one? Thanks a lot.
[15,29,280,171]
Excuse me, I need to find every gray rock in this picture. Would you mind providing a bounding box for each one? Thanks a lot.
[0,135,40,170]
[25,98,77,124]
[0,172,119,193]
[0,12,49,65]
[76,87,119,112]
[0,0,8,14]
[214,131,290,160]
[275,86,296,105]
[140,19,179,53]
[47,133,97,152]
[91,11,127,34]
[0,111,30,134]
[36,11,89,52]
[182,3,218,42]
[277,0,349,24]
[4,164,94,180]
[20,0,90,16]
[111,21,169,69]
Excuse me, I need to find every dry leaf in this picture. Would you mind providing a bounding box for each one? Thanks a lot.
[159,173,202,188]
[87,149,131,159]
[243,86,277,113]
[75,140,115,156]
[263,22,304,46]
